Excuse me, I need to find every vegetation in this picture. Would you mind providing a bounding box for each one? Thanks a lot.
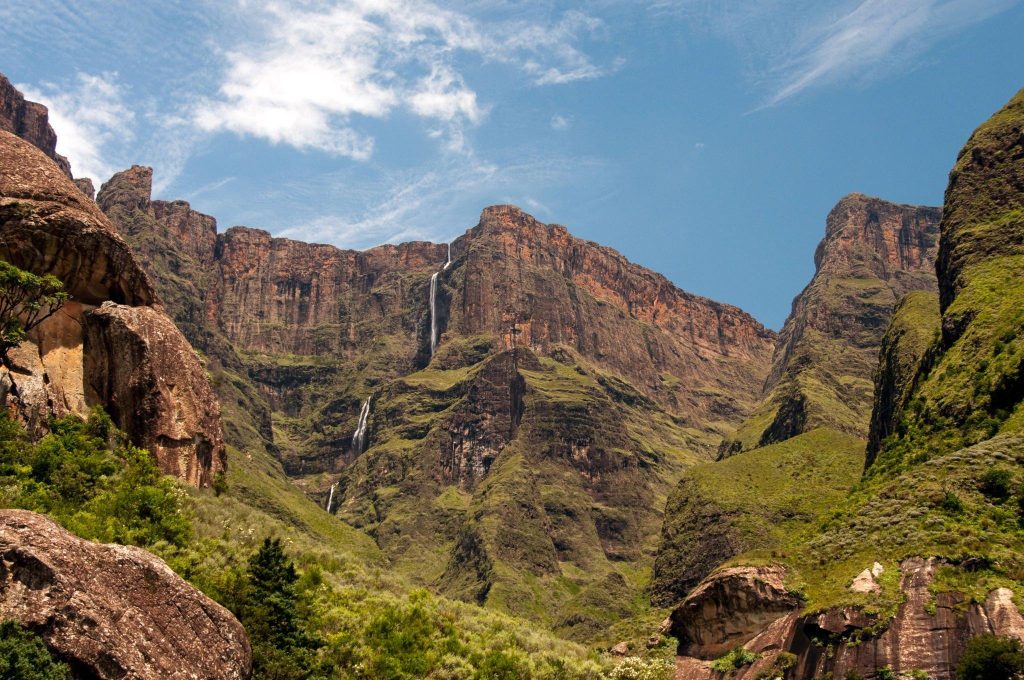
[956,634,1024,680]
[0,259,67,364]
[0,410,617,678]
[710,646,759,672]
[0,621,69,680]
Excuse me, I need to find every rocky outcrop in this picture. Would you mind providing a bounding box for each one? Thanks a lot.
[451,205,776,424]
[865,290,940,467]
[84,303,226,486]
[938,88,1024,314]
[722,194,941,453]
[672,559,1024,680]
[0,72,71,177]
[0,129,225,486]
[0,509,251,679]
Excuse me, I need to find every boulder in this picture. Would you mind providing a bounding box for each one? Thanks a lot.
[0,509,250,679]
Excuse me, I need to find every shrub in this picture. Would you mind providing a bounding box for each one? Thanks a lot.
[940,490,964,513]
[957,634,1024,680]
[0,620,69,679]
[609,656,673,680]
[876,666,896,680]
[711,646,759,672]
[979,469,1013,501]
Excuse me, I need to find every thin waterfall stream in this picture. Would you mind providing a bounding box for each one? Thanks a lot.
[351,398,371,456]
[429,244,451,354]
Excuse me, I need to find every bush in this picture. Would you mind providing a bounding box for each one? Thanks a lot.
[980,469,1013,501]
[0,620,69,679]
[957,634,1024,680]
[610,656,673,680]
[0,409,192,549]
[712,646,759,672]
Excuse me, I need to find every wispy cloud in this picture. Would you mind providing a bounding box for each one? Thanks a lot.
[195,0,614,159]
[652,0,1021,105]
[19,72,134,181]
[550,114,571,130]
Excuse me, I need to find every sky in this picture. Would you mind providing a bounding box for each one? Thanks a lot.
[1,0,1022,329]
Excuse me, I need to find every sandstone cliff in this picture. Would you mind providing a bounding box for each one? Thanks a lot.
[0,72,72,177]
[722,194,940,454]
[96,175,776,637]
[0,130,225,486]
[0,509,251,679]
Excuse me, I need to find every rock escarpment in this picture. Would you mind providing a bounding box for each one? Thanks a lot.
[0,509,251,679]
[722,194,940,454]
[0,72,71,177]
[97,174,776,636]
[0,130,225,486]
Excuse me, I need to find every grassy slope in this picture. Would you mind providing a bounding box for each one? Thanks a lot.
[651,428,865,605]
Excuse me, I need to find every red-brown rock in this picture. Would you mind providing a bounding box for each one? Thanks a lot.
[0,72,72,177]
[0,509,250,679]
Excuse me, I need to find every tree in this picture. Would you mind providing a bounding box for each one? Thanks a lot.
[0,620,69,680]
[237,538,323,679]
[0,260,67,364]
[957,634,1024,680]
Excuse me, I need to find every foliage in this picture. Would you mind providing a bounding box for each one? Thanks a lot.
[608,656,673,680]
[956,634,1024,680]
[711,647,759,672]
[0,408,191,548]
[979,469,1013,501]
[0,621,69,680]
[0,259,67,363]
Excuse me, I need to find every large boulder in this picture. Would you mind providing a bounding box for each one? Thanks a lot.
[0,509,251,679]
[84,302,226,487]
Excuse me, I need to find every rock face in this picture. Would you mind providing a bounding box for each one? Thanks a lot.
[449,205,775,420]
[0,509,251,679]
[0,130,225,486]
[84,303,226,486]
[865,290,940,467]
[671,559,1024,680]
[0,73,71,177]
[97,176,776,636]
[723,194,940,454]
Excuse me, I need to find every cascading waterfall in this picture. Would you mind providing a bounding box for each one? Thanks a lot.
[351,398,371,456]
[430,244,452,354]
[325,483,336,513]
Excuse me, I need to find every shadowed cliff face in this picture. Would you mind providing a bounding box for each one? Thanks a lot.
[723,194,940,453]
[0,131,225,487]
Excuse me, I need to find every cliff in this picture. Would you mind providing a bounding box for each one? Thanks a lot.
[0,73,72,178]
[0,130,225,487]
[722,194,940,454]
[97,177,776,637]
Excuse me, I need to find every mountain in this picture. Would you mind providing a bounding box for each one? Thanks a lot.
[652,193,941,606]
[665,87,1024,680]
[721,194,940,455]
[95,174,776,637]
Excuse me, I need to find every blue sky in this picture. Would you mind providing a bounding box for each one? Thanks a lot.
[1,0,1022,328]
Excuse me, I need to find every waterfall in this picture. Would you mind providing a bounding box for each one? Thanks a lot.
[430,271,440,354]
[325,483,336,513]
[352,398,371,456]
[430,244,451,354]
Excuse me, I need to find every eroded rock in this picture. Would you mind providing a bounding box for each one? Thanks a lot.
[0,509,251,679]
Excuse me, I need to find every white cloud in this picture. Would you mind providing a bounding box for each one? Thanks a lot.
[19,72,134,181]
[550,114,570,130]
[195,0,613,158]
[651,0,1021,105]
